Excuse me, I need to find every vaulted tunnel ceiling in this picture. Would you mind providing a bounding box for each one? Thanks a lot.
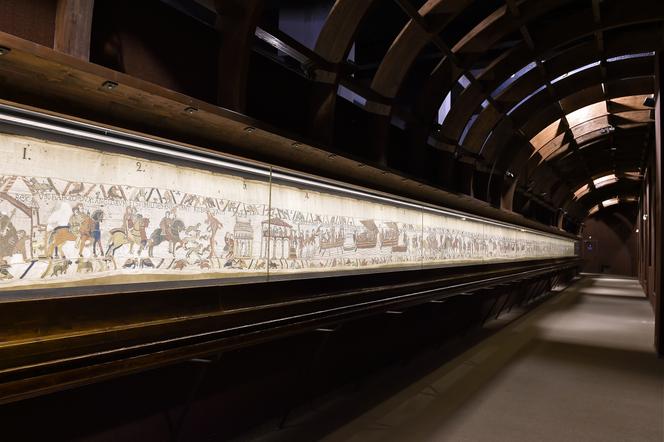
[14,0,658,233]
[300,0,659,228]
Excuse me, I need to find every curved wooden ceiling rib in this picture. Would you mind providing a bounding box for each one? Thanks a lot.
[372,0,576,101]
[554,179,642,219]
[485,82,653,210]
[409,6,663,160]
[530,108,652,166]
[504,116,649,212]
[310,0,661,226]
[488,73,654,174]
[574,180,642,209]
[314,0,376,63]
[370,0,474,99]
[553,129,649,178]
[309,0,376,141]
[549,137,646,192]
[437,28,658,153]
[486,73,652,214]
[550,131,648,206]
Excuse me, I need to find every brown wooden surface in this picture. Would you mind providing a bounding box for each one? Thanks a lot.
[214,0,263,112]
[0,257,580,404]
[654,54,663,356]
[0,30,575,238]
[54,0,94,60]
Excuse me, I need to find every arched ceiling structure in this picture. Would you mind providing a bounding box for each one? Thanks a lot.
[7,0,655,234]
[303,0,660,231]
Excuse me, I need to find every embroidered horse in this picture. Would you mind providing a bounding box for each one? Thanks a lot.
[105,217,150,256]
[148,219,185,257]
[47,210,102,258]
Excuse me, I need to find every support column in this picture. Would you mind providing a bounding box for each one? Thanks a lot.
[54,0,94,60]
[654,53,663,356]
[500,177,518,212]
[215,0,263,113]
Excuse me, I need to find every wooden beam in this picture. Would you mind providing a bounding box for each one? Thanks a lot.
[53,0,94,60]
[309,0,375,143]
[410,8,663,183]
[315,0,375,64]
[0,30,580,240]
[214,0,262,112]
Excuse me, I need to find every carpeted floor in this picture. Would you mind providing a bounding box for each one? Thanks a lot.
[324,275,664,442]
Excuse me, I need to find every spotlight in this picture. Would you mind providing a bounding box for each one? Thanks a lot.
[101,80,118,90]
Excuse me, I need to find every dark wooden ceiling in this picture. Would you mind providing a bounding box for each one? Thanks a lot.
[1,0,661,232]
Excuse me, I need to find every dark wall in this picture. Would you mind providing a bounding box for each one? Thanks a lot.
[581,205,638,276]
[90,0,219,103]
[0,0,56,47]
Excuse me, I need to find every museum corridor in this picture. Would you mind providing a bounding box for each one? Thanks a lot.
[322,275,664,442]
[1,1,664,440]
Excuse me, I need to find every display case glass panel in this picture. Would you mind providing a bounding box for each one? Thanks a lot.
[0,124,577,296]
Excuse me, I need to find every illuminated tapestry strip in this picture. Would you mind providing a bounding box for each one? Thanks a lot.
[0,132,576,291]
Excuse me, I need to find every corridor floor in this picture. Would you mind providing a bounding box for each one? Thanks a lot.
[324,275,664,442]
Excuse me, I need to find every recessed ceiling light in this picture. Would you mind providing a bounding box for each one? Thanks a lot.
[101,80,118,90]
[244,126,256,133]
[184,107,198,114]
[0,46,10,56]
